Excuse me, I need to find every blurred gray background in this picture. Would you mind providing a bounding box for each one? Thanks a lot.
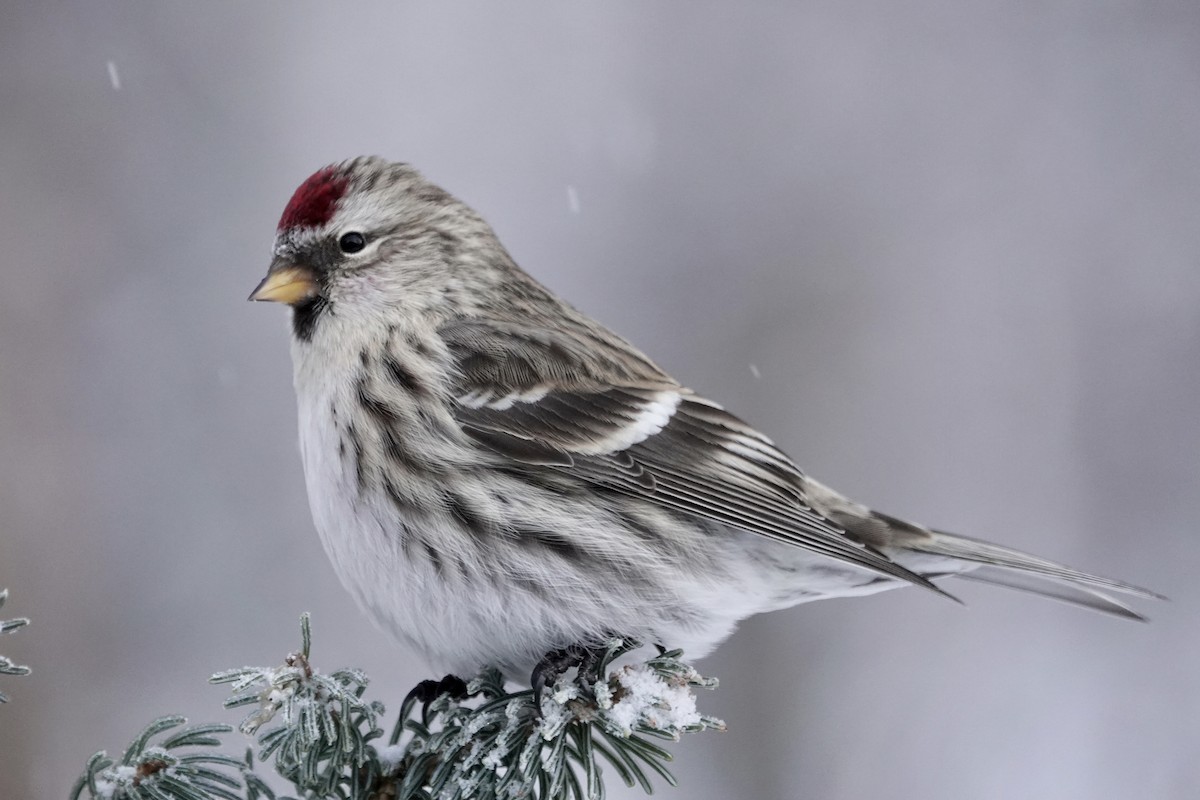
[2,2,1197,798]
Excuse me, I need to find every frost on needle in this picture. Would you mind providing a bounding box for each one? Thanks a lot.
[73,614,724,800]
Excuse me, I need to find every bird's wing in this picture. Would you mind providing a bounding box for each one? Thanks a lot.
[438,318,949,595]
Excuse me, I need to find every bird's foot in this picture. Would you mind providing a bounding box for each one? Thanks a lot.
[405,673,469,724]
[530,641,612,712]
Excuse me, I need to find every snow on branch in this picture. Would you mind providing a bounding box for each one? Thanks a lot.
[71,614,724,800]
[0,588,31,703]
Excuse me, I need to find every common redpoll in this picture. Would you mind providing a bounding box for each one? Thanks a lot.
[251,157,1157,681]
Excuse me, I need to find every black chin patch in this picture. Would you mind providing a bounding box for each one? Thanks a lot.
[292,296,331,342]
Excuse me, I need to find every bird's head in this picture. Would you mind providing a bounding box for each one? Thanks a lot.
[250,157,508,340]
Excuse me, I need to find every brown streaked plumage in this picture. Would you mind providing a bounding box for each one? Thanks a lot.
[251,156,1160,679]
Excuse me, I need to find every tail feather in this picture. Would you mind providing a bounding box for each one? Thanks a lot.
[796,479,1160,617]
[953,566,1147,621]
[918,529,1163,598]
[903,528,1164,618]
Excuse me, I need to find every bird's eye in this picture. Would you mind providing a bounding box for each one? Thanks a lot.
[338,232,366,254]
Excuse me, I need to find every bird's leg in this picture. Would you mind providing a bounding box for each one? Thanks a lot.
[405,673,469,725]
[531,639,617,711]
[531,644,587,710]
[576,643,606,684]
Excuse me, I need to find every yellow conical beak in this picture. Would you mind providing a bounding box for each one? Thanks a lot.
[248,265,319,305]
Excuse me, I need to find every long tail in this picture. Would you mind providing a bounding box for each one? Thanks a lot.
[903,528,1164,621]
[796,479,1161,623]
[799,478,1162,619]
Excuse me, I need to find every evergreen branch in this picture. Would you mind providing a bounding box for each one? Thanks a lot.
[221,622,723,799]
[69,716,245,800]
[0,588,31,703]
[210,614,386,798]
[75,614,723,799]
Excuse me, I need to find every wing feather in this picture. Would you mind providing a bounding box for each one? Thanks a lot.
[437,317,950,596]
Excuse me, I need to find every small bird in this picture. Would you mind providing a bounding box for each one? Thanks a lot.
[251,157,1157,682]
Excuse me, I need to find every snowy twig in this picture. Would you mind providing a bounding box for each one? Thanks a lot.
[0,588,30,703]
[381,638,724,799]
[68,716,248,800]
[210,613,386,798]
[73,615,723,800]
